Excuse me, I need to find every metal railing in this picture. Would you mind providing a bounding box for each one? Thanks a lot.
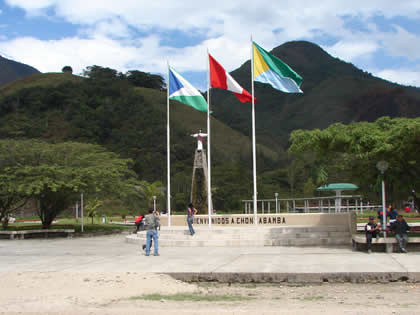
[242,195,381,214]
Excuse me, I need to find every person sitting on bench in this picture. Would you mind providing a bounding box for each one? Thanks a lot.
[390,214,411,253]
[365,216,381,254]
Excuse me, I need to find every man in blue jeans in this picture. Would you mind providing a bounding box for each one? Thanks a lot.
[391,214,411,253]
[144,208,159,256]
[187,203,198,236]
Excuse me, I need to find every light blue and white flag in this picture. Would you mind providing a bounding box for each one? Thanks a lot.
[168,66,208,112]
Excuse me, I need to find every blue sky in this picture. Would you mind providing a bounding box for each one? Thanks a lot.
[0,0,419,90]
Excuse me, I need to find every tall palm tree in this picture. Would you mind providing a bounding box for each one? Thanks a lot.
[137,180,163,208]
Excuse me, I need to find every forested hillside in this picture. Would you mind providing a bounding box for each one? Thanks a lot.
[0,66,277,211]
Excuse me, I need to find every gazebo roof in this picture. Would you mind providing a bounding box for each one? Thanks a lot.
[316,183,358,191]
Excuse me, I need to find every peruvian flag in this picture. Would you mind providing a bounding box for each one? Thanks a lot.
[209,54,256,103]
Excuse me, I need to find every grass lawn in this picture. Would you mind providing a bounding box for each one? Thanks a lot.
[130,292,250,302]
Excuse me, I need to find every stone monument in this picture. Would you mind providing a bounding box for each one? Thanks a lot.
[190,130,212,213]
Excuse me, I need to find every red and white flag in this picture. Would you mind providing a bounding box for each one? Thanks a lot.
[209,54,256,103]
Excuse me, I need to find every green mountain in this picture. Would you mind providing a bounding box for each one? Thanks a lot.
[211,41,420,150]
[0,55,40,86]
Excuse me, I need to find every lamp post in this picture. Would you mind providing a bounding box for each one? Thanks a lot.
[275,192,279,213]
[153,195,156,212]
[80,192,84,233]
[376,161,389,238]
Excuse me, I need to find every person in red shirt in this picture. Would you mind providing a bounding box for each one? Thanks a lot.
[134,214,144,232]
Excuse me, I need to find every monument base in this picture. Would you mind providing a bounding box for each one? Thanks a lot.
[126,213,355,247]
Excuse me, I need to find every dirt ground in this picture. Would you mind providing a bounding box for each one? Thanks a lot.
[2,272,420,314]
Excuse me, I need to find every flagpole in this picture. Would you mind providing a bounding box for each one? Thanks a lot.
[206,49,212,228]
[251,36,258,225]
[167,62,171,227]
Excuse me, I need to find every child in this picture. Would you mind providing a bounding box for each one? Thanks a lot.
[365,216,381,253]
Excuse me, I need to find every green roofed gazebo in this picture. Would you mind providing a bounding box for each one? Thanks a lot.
[317,183,358,212]
[317,183,358,192]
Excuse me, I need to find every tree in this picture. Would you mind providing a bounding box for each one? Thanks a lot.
[0,194,28,229]
[0,140,34,228]
[212,163,251,211]
[303,178,316,197]
[82,65,120,81]
[137,180,164,209]
[125,70,165,90]
[289,117,420,204]
[62,66,73,74]
[86,199,103,224]
[0,139,137,228]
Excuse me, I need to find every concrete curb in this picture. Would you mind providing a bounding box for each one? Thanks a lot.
[166,272,419,284]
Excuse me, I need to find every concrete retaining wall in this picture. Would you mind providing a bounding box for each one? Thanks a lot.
[167,271,415,283]
[159,213,355,230]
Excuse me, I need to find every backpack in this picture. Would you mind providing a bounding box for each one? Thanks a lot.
[144,214,157,229]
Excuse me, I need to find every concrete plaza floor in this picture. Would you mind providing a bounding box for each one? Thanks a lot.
[2,233,420,282]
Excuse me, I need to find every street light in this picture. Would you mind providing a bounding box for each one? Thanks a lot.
[275,192,279,213]
[153,195,156,212]
[376,160,389,238]
[80,192,84,233]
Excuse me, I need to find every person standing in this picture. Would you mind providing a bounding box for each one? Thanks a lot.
[187,203,198,236]
[377,207,389,228]
[365,216,381,254]
[144,208,159,256]
[390,215,411,253]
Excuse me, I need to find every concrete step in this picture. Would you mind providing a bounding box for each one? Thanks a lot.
[270,238,352,246]
[127,225,352,247]
[126,236,265,247]
[133,231,351,241]
[127,236,351,247]
[142,225,349,235]
[268,226,349,233]
[269,232,351,239]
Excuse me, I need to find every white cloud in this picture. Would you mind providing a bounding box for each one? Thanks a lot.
[0,36,140,74]
[2,0,420,87]
[324,40,378,62]
[80,18,133,39]
[375,68,420,87]
[379,26,420,60]
[5,0,420,46]
[5,0,55,11]
[0,33,253,78]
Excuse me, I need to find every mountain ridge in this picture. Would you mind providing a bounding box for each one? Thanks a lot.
[0,55,40,86]
[211,40,420,149]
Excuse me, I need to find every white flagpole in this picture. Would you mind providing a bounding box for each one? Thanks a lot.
[206,49,212,228]
[251,36,258,225]
[167,62,171,227]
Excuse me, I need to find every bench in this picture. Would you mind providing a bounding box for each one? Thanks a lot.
[0,229,75,240]
[352,234,420,253]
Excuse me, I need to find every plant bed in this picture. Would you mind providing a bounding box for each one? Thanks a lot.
[1,222,133,236]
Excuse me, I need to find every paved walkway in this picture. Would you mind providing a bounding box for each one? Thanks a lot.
[1,233,420,282]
